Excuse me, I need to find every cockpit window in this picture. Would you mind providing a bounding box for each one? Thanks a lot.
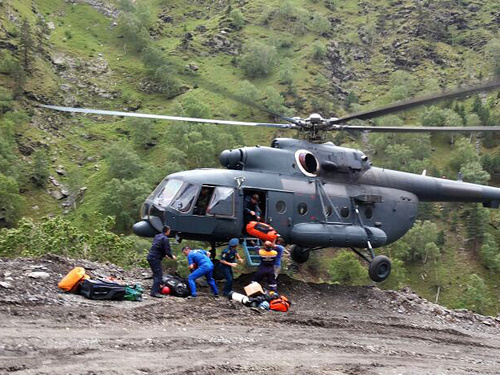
[154,179,183,207]
[207,187,234,217]
[170,183,198,213]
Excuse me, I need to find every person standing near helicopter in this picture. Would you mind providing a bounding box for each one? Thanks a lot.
[253,240,278,292]
[182,246,219,298]
[219,238,244,296]
[147,225,177,298]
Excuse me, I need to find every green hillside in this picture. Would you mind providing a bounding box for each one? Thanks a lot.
[1,0,500,315]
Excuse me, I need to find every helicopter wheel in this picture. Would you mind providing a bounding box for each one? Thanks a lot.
[368,255,391,282]
[290,245,310,264]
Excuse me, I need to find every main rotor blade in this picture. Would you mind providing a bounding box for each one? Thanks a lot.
[40,105,295,129]
[329,78,500,124]
[330,124,500,133]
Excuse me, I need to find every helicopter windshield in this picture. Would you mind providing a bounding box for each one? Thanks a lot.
[154,179,183,207]
[207,187,234,216]
[170,183,198,213]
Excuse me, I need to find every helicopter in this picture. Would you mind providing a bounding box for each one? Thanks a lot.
[41,78,500,282]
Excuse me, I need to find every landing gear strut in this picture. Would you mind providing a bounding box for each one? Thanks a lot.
[350,243,392,282]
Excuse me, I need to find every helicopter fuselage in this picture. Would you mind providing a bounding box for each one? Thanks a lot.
[133,138,500,250]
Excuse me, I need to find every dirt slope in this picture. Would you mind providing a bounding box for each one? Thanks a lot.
[1,255,499,374]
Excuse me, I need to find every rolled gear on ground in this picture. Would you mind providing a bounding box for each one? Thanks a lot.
[246,221,279,243]
[80,279,126,300]
[162,275,190,297]
[269,295,291,312]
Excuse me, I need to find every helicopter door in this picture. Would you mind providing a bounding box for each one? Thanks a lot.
[266,191,294,237]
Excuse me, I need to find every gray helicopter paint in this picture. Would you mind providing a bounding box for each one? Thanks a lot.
[134,138,500,251]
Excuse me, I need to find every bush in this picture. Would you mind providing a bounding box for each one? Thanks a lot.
[329,251,368,286]
[230,9,245,29]
[240,42,277,78]
[105,142,143,180]
[0,216,144,268]
[459,274,494,315]
[0,173,25,228]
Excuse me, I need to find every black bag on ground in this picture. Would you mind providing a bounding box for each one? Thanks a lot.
[80,279,126,300]
[212,259,225,281]
[162,275,190,297]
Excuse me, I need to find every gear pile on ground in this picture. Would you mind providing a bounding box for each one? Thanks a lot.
[1,255,499,374]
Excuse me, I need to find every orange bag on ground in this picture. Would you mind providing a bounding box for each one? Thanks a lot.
[58,267,88,292]
[269,295,291,312]
[246,221,279,242]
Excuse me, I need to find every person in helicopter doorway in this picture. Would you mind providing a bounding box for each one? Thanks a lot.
[253,240,278,292]
[244,194,262,225]
[147,225,177,298]
[181,246,219,299]
[219,238,244,296]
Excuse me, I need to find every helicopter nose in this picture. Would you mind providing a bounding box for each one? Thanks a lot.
[133,220,159,237]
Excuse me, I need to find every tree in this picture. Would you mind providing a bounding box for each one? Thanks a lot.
[309,13,330,35]
[154,64,181,98]
[460,274,494,314]
[486,39,500,76]
[420,106,446,127]
[311,41,327,60]
[329,251,367,286]
[479,233,500,271]
[460,161,490,185]
[278,58,294,85]
[0,173,25,228]
[400,220,439,263]
[19,18,35,72]
[264,87,286,115]
[100,177,152,232]
[128,118,158,149]
[31,149,50,187]
[230,9,245,30]
[237,80,260,104]
[240,42,277,78]
[105,142,143,180]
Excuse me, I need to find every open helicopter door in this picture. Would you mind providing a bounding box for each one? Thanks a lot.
[266,190,294,239]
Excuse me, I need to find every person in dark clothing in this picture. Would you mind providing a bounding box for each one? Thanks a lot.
[244,194,262,225]
[147,225,177,298]
[219,238,243,296]
[253,240,278,292]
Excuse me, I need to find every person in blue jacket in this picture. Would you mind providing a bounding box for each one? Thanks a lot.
[274,237,286,279]
[182,246,219,298]
[147,225,177,298]
[219,238,243,296]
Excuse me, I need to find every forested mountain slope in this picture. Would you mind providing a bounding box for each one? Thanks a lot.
[1,0,500,315]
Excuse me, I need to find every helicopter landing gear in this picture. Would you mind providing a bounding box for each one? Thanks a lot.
[350,244,392,282]
[290,245,310,263]
[368,255,391,282]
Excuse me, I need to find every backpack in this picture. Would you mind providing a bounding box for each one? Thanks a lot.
[246,221,279,242]
[269,295,291,312]
[162,275,190,297]
[58,267,89,293]
[124,283,144,301]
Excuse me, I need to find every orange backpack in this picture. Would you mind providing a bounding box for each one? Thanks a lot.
[58,267,89,292]
[269,295,291,312]
[246,221,279,242]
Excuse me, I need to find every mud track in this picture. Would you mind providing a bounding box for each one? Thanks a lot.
[0,256,499,374]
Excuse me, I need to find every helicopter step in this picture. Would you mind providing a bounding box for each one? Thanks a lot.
[241,238,262,266]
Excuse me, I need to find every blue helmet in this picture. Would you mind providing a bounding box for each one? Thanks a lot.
[229,238,239,247]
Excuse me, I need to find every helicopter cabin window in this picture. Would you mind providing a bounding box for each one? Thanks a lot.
[193,186,215,216]
[324,204,333,217]
[276,200,287,214]
[154,179,183,207]
[207,187,235,217]
[170,183,198,213]
[297,202,308,215]
[364,207,373,220]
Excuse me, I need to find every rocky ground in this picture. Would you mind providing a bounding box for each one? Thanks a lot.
[1,254,499,375]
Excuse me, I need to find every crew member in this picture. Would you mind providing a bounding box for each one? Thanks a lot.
[274,237,286,279]
[147,225,177,298]
[244,194,262,225]
[182,246,219,298]
[220,238,243,296]
[253,240,278,292]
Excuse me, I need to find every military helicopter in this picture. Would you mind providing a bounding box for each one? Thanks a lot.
[41,78,500,282]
